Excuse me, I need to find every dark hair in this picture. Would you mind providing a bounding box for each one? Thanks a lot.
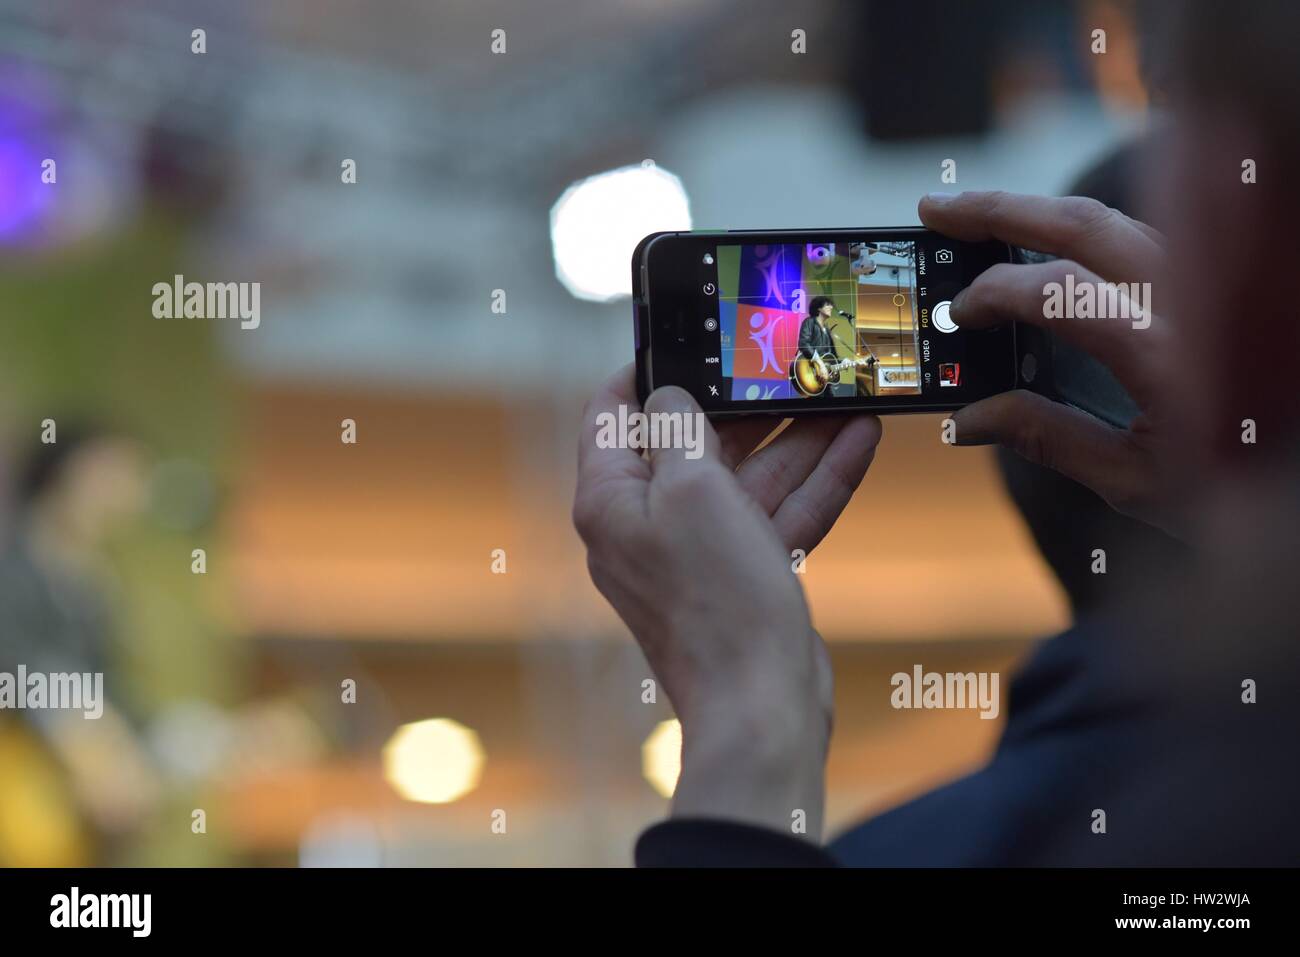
[808,296,834,317]
[15,423,111,506]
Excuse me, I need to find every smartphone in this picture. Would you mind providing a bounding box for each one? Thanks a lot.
[633,228,1023,415]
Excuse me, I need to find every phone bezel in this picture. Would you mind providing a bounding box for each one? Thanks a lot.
[633,228,1019,416]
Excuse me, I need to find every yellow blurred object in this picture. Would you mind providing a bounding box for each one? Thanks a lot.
[382,718,484,804]
[0,719,90,867]
[641,719,682,798]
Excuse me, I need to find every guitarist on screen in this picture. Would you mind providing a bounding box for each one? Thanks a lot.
[797,297,838,361]
[797,296,859,397]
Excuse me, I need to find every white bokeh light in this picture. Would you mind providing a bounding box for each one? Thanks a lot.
[382,717,485,805]
[550,162,692,302]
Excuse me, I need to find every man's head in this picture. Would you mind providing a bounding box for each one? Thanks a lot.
[15,424,148,542]
[808,296,835,319]
[1153,0,1300,468]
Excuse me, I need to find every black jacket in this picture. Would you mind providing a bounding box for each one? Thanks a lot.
[797,316,838,361]
[636,608,1300,867]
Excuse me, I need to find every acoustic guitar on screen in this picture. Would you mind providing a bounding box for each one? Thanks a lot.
[788,351,878,397]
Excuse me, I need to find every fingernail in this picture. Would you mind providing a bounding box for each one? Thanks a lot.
[950,287,968,313]
[645,385,697,416]
[924,191,957,203]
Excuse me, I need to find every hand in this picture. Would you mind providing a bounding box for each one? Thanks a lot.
[920,191,1189,538]
[573,365,881,838]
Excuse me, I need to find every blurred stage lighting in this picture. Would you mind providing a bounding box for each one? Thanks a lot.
[382,718,484,805]
[641,718,682,798]
[0,133,51,243]
[550,162,691,302]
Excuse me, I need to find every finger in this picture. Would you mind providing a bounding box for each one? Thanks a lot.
[736,414,862,516]
[950,390,1140,507]
[715,416,785,470]
[950,259,1160,407]
[1119,211,1166,247]
[770,415,882,553]
[643,385,723,478]
[574,364,651,534]
[919,191,1164,284]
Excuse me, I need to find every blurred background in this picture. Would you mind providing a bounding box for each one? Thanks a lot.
[0,0,1153,865]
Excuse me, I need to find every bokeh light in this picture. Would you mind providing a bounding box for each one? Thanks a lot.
[550,162,692,302]
[382,718,485,805]
[641,718,682,798]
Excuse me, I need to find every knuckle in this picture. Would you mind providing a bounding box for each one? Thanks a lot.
[1039,258,1092,301]
[571,495,603,541]
[1104,440,1151,515]
[571,497,591,535]
[981,189,1012,225]
[782,492,829,550]
[1105,476,1147,517]
[823,455,863,499]
[971,260,1018,290]
[1044,257,1086,284]
[572,488,625,543]
[972,261,1022,297]
[585,550,616,597]
[1012,413,1056,471]
[1058,196,1115,240]
[750,447,797,495]
[576,497,653,562]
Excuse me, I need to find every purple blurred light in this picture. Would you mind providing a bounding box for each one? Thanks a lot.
[0,132,53,242]
[0,66,60,245]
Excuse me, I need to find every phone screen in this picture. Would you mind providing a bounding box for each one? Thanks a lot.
[636,229,1019,414]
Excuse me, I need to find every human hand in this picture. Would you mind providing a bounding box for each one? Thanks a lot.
[574,365,881,837]
[920,191,1189,537]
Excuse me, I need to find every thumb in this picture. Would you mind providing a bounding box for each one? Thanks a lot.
[643,386,721,476]
[950,390,1133,499]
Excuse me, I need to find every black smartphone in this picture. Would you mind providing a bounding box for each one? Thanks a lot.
[632,228,1022,415]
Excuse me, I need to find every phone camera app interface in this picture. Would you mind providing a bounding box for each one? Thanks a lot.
[713,241,922,402]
